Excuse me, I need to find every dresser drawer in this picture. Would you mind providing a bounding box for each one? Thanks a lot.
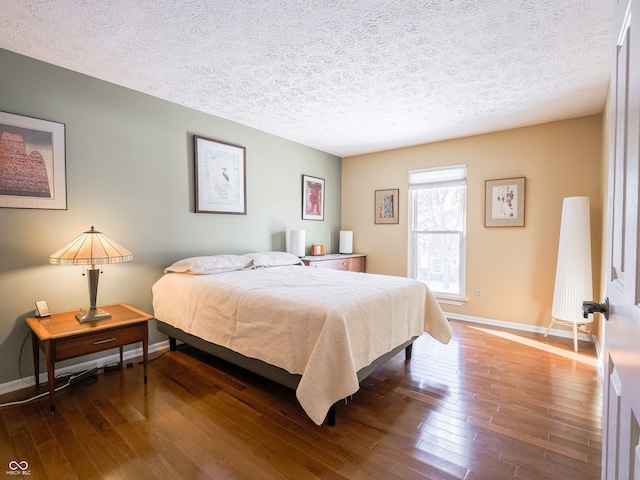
[309,258,350,270]
[302,254,366,272]
[348,256,366,272]
[54,323,147,361]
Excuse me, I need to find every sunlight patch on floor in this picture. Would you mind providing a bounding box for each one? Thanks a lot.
[468,326,598,367]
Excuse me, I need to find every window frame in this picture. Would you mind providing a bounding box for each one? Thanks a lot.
[408,165,467,301]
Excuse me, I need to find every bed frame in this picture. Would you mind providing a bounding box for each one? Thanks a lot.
[157,320,416,426]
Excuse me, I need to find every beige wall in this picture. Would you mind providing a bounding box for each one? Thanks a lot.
[343,115,603,330]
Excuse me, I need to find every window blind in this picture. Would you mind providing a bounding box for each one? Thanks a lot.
[408,164,467,189]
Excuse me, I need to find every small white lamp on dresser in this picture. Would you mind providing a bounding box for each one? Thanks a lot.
[289,229,306,257]
[339,230,353,254]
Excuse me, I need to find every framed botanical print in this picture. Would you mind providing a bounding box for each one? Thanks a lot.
[302,174,324,221]
[485,177,525,227]
[0,111,66,209]
[194,135,247,214]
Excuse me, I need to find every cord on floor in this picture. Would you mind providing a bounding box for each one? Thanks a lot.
[0,367,98,409]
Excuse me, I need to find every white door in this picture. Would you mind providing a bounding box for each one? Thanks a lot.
[601,0,640,477]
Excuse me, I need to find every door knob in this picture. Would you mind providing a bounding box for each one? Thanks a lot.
[582,298,609,320]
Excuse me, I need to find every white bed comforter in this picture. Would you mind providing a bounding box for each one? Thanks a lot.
[152,266,452,425]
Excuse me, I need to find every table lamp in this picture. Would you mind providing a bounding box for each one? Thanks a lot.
[49,226,133,322]
[339,230,353,254]
[290,229,306,257]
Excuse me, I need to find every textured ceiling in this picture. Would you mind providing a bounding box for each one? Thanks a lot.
[0,0,612,157]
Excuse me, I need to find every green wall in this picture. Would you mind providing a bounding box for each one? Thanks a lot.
[0,49,341,385]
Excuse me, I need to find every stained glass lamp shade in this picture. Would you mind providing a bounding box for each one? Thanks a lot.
[49,226,133,322]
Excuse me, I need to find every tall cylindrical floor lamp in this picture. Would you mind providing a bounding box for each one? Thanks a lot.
[545,197,594,351]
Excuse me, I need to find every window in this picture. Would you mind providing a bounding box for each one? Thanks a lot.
[409,165,467,300]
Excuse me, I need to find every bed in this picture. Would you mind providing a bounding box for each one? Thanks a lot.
[152,252,453,425]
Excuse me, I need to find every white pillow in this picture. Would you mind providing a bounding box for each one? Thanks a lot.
[164,254,253,274]
[244,251,303,268]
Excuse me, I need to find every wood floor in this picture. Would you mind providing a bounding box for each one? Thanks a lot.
[0,320,602,479]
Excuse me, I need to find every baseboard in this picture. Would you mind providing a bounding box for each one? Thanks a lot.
[0,340,170,397]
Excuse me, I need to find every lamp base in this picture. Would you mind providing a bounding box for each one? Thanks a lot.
[76,307,112,323]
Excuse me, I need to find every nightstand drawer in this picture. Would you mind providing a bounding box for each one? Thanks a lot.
[54,322,147,361]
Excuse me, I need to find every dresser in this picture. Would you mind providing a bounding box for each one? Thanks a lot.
[301,254,366,272]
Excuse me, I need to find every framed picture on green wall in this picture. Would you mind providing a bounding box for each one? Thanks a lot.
[194,135,247,215]
[0,111,66,210]
[302,174,324,221]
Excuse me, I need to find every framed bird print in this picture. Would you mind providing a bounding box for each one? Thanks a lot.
[194,135,247,214]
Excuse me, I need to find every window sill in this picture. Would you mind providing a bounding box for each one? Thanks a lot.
[435,296,467,306]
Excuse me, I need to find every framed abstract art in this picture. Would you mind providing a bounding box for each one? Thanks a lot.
[302,174,324,221]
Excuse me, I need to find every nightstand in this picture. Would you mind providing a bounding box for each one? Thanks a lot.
[26,303,152,414]
[301,253,366,272]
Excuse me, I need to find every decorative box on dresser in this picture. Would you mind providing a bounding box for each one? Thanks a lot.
[301,253,366,272]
